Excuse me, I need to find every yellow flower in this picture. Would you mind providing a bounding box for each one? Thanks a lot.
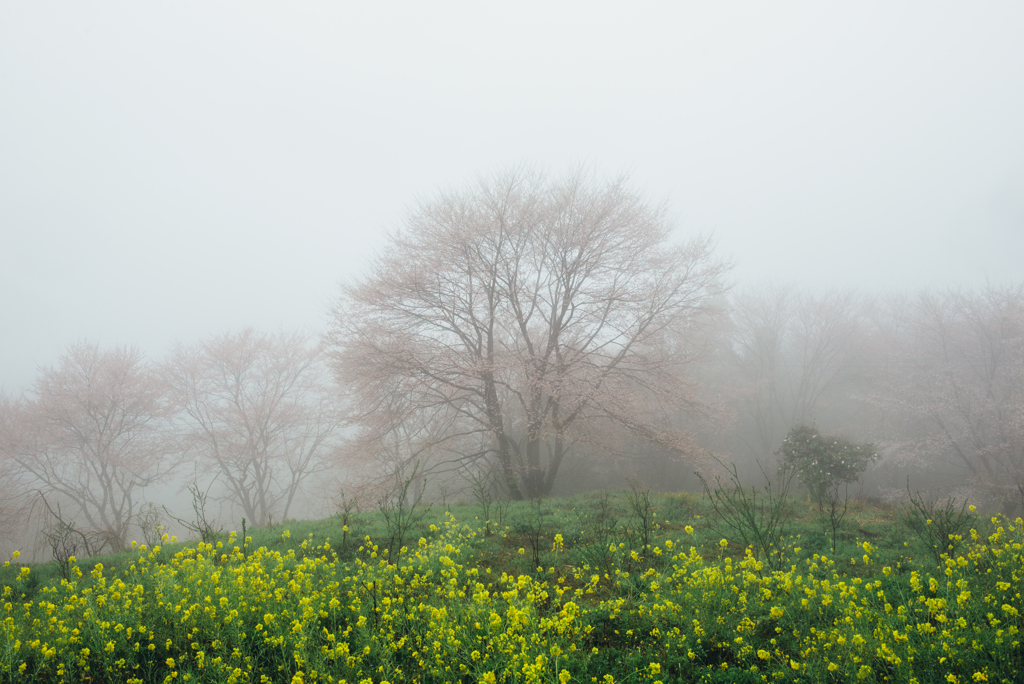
[757,650,770,660]
[167,657,176,668]
[685,526,694,535]
[770,606,784,619]
[719,539,728,549]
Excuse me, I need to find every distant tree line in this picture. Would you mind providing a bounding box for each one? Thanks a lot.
[3,168,1022,558]
[720,283,1024,513]
[0,331,343,556]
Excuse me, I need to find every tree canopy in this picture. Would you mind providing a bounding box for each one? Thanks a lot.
[328,169,728,498]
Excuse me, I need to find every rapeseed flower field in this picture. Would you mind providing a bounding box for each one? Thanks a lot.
[1,495,1021,683]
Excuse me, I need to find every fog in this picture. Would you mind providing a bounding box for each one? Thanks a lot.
[2,4,1023,557]
[4,2,1023,393]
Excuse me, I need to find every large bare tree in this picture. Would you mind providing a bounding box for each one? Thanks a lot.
[328,169,728,499]
[0,343,177,553]
[166,329,343,526]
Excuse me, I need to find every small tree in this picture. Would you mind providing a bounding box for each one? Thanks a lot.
[163,477,222,545]
[901,478,974,564]
[696,459,795,571]
[377,462,430,555]
[166,329,344,527]
[776,425,877,505]
[0,343,178,554]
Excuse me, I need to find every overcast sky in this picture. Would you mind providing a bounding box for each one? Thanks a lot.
[2,2,1023,394]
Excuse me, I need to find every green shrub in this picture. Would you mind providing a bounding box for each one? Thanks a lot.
[777,424,878,504]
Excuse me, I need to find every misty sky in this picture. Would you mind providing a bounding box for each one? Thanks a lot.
[2,2,1023,394]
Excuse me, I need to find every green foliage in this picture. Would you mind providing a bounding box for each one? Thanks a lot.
[777,424,878,502]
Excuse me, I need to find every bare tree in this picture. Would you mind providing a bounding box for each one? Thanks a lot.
[728,285,870,461]
[166,329,343,526]
[728,283,792,460]
[328,168,728,499]
[879,285,1024,511]
[0,343,177,554]
[0,394,39,548]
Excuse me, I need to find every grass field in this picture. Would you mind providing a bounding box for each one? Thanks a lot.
[1,489,1021,683]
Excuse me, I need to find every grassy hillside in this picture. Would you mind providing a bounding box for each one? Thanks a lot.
[1,489,1021,683]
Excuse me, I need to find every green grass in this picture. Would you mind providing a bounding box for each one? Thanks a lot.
[0,491,955,604]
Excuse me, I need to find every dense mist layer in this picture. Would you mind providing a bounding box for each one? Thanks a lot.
[3,4,1023,394]
[2,4,1023,560]
[3,250,1022,561]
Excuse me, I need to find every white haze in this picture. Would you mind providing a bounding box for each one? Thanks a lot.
[2,2,1023,394]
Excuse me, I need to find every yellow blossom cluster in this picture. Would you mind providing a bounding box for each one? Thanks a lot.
[0,513,1021,683]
